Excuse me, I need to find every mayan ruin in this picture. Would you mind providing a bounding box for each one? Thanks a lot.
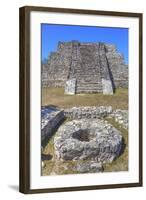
[42,41,128,94]
[41,40,128,176]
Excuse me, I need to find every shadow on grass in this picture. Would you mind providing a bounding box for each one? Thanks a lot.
[41,154,53,161]
[43,104,60,109]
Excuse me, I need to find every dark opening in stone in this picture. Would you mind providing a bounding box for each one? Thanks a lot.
[72,129,90,142]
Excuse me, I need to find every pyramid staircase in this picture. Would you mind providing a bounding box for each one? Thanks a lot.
[68,44,103,93]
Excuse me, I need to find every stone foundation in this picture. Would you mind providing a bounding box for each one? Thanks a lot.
[54,119,123,163]
[42,106,128,174]
[64,106,113,119]
[109,109,128,129]
[41,106,65,143]
[64,106,128,130]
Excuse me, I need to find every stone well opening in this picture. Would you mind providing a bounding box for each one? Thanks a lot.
[54,119,123,163]
[72,129,91,142]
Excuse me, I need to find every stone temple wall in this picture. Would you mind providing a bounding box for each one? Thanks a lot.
[105,44,128,88]
[42,41,128,94]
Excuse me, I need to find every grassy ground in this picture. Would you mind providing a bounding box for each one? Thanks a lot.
[41,87,128,110]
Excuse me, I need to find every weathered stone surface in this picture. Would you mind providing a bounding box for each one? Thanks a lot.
[74,161,103,173]
[41,41,128,94]
[102,79,113,95]
[64,106,113,119]
[64,106,128,129]
[65,78,76,94]
[41,106,65,143]
[54,119,123,163]
[109,109,128,129]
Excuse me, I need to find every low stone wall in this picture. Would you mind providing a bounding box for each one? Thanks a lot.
[41,106,128,147]
[41,107,65,143]
[64,106,128,130]
[108,109,128,129]
[64,106,113,119]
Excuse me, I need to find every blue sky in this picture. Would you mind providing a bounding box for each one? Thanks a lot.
[41,24,128,64]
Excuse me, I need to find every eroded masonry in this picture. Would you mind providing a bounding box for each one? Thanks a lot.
[42,41,128,94]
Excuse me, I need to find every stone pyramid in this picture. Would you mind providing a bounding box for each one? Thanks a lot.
[42,41,128,94]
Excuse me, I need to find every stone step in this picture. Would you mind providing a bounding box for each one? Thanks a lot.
[80,53,96,57]
[69,77,101,82]
[75,76,100,80]
[77,80,101,83]
[77,84,102,88]
[76,89,103,93]
[75,66,98,68]
[71,69,97,72]
[76,72,99,74]
[80,51,95,55]
[77,82,102,85]
[77,85,102,90]
[77,86,102,89]
[75,73,100,77]
[74,68,99,71]
[75,73,99,75]
[75,77,101,81]
[75,67,98,70]
[77,82,101,85]
[77,83,102,88]
[76,88,102,92]
[77,81,101,83]
[76,88,102,91]
[76,77,100,80]
[75,71,100,74]
[77,79,101,82]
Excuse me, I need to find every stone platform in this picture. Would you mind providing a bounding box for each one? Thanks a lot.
[54,119,123,163]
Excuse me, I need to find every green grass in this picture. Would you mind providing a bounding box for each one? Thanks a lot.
[42,87,128,110]
[41,136,55,175]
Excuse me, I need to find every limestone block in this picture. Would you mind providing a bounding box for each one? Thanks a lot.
[65,78,76,95]
[102,78,113,95]
[64,106,113,119]
[54,119,123,163]
[41,106,65,143]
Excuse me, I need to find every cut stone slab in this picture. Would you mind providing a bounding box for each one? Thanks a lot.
[102,78,113,95]
[41,106,65,143]
[65,78,76,95]
[54,119,123,163]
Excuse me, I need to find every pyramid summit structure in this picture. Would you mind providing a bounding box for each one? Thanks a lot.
[42,41,128,94]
